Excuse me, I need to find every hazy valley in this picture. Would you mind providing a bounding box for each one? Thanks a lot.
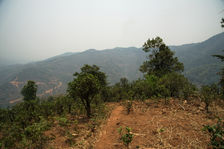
[0,32,223,107]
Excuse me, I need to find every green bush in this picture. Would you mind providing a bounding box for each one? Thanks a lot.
[201,84,218,113]
[65,131,76,146]
[159,72,189,98]
[118,126,134,148]
[23,118,50,149]
[56,116,69,127]
[125,100,133,114]
[203,119,224,148]
[0,124,22,148]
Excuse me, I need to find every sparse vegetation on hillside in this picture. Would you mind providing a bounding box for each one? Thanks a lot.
[200,84,219,113]
[1,32,224,148]
[203,118,224,148]
[1,33,224,107]
[0,87,108,148]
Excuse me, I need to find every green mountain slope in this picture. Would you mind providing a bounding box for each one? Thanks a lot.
[0,47,145,107]
[171,32,224,85]
[0,32,223,107]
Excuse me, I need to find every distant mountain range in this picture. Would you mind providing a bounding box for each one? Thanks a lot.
[0,32,223,107]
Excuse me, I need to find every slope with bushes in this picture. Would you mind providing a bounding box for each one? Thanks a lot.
[0,32,224,108]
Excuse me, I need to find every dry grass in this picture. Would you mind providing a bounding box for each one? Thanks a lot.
[43,99,224,149]
[44,103,113,149]
[95,99,224,149]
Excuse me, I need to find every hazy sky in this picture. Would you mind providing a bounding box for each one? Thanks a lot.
[0,0,223,63]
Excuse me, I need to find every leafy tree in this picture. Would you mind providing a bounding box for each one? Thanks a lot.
[140,37,184,77]
[39,100,54,118]
[100,87,111,102]
[118,77,131,99]
[159,72,190,97]
[53,96,74,114]
[12,100,41,129]
[131,75,160,99]
[144,74,160,97]
[182,81,197,100]
[120,77,129,90]
[130,76,159,100]
[67,65,105,117]
[200,85,218,113]
[109,84,125,101]
[108,78,132,102]
[212,54,224,93]
[23,118,49,149]
[21,80,37,101]
[130,79,148,100]
[159,85,170,104]
[75,64,107,88]
[74,64,108,103]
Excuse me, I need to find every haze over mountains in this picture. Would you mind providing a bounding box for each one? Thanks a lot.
[0,32,223,107]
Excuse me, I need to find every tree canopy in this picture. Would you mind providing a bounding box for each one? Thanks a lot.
[67,64,106,117]
[21,80,37,101]
[140,37,184,77]
[74,64,107,87]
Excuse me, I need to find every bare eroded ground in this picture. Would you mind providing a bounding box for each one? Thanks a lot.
[94,99,220,149]
[44,99,224,149]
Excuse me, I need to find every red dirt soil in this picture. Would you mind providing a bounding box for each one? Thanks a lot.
[94,99,219,149]
[95,105,124,148]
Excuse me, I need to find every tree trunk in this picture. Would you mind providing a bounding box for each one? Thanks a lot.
[205,102,209,113]
[165,96,167,105]
[68,104,71,114]
[86,100,91,118]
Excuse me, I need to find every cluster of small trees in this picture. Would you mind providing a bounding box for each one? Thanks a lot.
[0,92,77,148]
[0,65,108,148]
[106,37,196,102]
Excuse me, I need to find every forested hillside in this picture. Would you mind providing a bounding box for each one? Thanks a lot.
[0,47,145,107]
[1,35,224,149]
[171,32,224,85]
[0,32,223,107]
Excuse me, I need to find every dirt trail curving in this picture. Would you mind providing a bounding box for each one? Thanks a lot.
[94,105,124,149]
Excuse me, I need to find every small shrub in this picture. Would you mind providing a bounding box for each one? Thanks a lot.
[0,124,22,148]
[125,100,133,114]
[89,118,98,133]
[23,118,50,149]
[56,117,69,127]
[65,131,76,146]
[118,126,134,148]
[118,126,123,135]
[73,119,79,131]
[203,118,224,148]
[201,85,218,113]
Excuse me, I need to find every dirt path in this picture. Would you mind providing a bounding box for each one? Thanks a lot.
[93,100,214,149]
[94,105,124,149]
